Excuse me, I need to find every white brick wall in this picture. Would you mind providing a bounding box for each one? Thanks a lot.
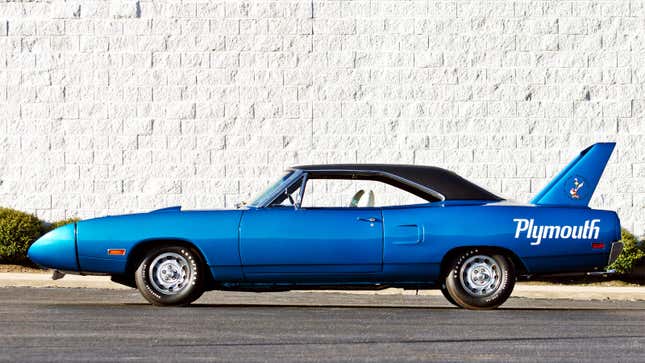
[0,0,643,236]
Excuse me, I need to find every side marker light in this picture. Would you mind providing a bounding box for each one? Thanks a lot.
[591,242,605,250]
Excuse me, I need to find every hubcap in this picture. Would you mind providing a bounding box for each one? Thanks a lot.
[459,255,501,297]
[149,252,191,295]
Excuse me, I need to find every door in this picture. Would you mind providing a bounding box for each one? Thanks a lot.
[239,207,383,277]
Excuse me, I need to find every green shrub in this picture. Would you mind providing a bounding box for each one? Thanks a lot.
[0,207,43,264]
[608,229,645,274]
[44,218,80,233]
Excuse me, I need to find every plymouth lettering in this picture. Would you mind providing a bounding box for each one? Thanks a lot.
[513,218,600,246]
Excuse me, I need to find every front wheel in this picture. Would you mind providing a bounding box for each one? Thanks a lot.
[135,245,205,306]
[444,250,515,310]
[440,283,460,308]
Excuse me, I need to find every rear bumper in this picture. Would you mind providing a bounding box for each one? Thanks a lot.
[608,241,623,266]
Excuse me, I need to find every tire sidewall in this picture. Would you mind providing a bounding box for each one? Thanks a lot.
[440,283,460,308]
[135,246,203,306]
[445,249,515,309]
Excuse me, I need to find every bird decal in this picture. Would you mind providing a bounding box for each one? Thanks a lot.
[569,178,584,199]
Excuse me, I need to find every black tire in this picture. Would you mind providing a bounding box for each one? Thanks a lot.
[439,283,461,308]
[135,245,205,306]
[444,249,515,310]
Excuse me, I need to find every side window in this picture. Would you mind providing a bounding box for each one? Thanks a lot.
[300,178,429,208]
[268,177,303,207]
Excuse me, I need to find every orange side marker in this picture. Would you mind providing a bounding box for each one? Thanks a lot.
[107,249,126,256]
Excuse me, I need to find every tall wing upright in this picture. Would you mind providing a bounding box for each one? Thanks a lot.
[531,142,616,207]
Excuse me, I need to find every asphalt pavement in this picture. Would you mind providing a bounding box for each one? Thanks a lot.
[0,287,644,362]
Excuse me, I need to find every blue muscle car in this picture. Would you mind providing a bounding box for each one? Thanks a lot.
[28,143,623,309]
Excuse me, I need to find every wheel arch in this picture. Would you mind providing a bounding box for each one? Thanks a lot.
[113,238,213,288]
[439,245,529,279]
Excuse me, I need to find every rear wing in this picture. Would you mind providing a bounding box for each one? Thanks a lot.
[531,143,615,207]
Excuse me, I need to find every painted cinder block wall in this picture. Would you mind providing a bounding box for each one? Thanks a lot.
[0,1,643,236]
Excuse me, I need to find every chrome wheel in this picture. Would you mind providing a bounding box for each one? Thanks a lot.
[148,252,190,295]
[135,245,205,306]
[459,255,501,297]
[444,250,515,310]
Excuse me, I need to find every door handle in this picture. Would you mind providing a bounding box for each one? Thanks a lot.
[357,217,379,223]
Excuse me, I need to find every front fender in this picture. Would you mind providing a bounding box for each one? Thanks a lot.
[76,210,243,276]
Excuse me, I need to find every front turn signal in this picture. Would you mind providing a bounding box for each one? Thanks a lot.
[107,249,126,256]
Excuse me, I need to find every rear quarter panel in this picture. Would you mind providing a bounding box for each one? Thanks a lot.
[382,202,619,279]
[76,210,243,280]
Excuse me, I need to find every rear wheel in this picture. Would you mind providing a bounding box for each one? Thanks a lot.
[444,249,515,310]
[135,245,204,306]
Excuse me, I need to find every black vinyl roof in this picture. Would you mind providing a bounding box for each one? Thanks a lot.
[291,164,502,202]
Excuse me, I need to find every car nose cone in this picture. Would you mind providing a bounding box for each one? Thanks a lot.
[27,224,78,271]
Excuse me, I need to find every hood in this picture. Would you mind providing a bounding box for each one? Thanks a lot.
[149,206,182,213]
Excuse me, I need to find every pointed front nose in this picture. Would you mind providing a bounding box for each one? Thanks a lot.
[27,223,78,271]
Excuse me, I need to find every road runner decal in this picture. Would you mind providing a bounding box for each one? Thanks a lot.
[569,177,584,199]
[513,218,600,246]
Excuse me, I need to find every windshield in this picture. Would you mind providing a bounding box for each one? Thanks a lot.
[248,171,295,207]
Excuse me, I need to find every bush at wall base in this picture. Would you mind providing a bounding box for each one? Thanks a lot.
[0,207,43,265]
[608,229,645,275]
